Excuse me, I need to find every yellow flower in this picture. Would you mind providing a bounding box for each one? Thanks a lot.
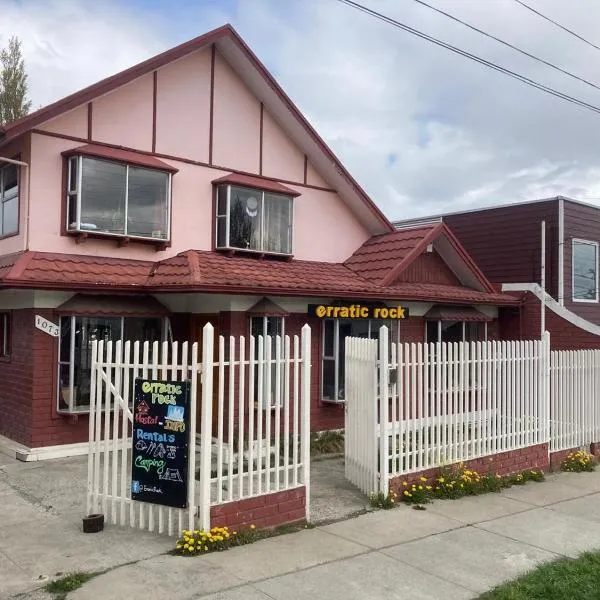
[402,481,408,486]
[426,485,432,490]
[233,531,237,535]
[204,545,208,551]
[420,476,427,482]
[438,477,445,483]
[418,485,423,490]
[250,524,256,530]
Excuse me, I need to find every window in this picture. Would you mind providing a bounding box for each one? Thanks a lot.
[322,319,400,402]
[425,321,488,344]
[58,315,164,413]
[0,163,18,237]
[216,185,293,255]
[573,239,598,302]
[67,156,171,241]
[249,316,285,408]
[0,312,10,357]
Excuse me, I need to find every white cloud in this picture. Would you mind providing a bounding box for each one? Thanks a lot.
[3,0,600,220]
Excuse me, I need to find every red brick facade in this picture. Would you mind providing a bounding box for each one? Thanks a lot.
[389,443,550,494]
[549,447,579,471]
[500,291,600,349]
[210,486,306,529]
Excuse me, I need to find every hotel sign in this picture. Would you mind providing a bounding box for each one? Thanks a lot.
[307,303,408,320]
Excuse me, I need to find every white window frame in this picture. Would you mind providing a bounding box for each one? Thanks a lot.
[57,315,169,414]
[572,238,599,303]
[66,155,172,242]
[215,184,293,256]
[321,318,400,403]
[0,162,19,238]
[249,315,286,409]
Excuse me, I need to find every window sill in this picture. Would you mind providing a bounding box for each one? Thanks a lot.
[0,231,19,242]
[572,298,599,304]
[215,247,293,261]
[66,229,170,251]
[321,398,345,405]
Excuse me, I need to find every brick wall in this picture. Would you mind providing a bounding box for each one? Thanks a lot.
[549,447,579,471]
[0,309,35,445]
[210,486,306,530]
[389,443,550,494]
[501,291,600,349]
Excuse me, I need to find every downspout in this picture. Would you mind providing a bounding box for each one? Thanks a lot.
[558,198,564,306]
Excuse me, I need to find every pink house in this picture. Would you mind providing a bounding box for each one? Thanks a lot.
[0,25,517,459]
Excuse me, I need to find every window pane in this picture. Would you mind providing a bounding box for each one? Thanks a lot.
[465,322,485,342]
[2,164,18,201]
[441,321,463,343]
[2,197,18,235]
[322,359,336,400]
[59,316,72,362]
[216,216,227,247]
[426,321,439,344]
[123,317,162,343]
[68,157,78,193]
[323,319,335,357]
[573,241,597,300]
[264,193,292,254]
[80,158,126,234]
[250,316,264,338]
[127,167,168,239]
[217,185,228,215]
[229,187,261,250]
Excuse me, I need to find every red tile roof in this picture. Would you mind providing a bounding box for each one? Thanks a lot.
[0,249,518,306]
[212,173,300,196]
[63,144,178,173]
[345,225,439,283]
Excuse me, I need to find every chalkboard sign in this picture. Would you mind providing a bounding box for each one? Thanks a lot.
[131,378,191,509]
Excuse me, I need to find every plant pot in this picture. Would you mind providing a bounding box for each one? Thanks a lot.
[82,513,104,533]
[61,386,78,409]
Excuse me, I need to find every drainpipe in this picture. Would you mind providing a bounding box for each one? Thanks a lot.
[0,156,30,250]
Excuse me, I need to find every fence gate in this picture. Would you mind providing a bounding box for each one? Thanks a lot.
[87,340,200,537]
[87,324,312,537]
[344,335,383,496]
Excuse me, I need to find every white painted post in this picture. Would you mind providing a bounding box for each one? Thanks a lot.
[300,324,311,522]
[86,340,98,517]
[542,331,551,447]
[199,324,214,531]
[378,326,389,496]
[188,341,199,533]
[541,220,546,339]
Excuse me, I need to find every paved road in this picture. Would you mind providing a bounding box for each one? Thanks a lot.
[2,449,600,599]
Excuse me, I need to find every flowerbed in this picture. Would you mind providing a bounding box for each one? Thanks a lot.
[561,450,596,473]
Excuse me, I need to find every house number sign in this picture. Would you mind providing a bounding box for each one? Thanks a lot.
[35,315,60,337]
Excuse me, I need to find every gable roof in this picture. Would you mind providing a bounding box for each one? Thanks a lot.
[345,223,496,292]
[0,24,393,235]
[0,249,516,306]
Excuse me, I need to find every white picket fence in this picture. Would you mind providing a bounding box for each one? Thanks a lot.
[87,323,311,536]
[550,349,600,452]
[345,328,551,496]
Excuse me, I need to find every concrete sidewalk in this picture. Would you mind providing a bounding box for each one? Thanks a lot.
[3,451,600,600]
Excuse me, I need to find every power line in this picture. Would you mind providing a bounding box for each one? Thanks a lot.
[513,0,600,52]
[412,0,600,94]
[336,0,600,116]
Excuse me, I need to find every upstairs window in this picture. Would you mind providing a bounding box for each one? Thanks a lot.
[66,156,171,242]
[215,184,293,255]
[0,312,10,357]
[572,239,598,302]
[0,163,18,237]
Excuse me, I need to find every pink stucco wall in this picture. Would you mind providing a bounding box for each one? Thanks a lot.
[38,105,88,139]
[261,111,304,182]
[155,49,212,163]
[211,52,260,172]
[92,74,153,151]
[306,162,329,188]
[19,45,371,263]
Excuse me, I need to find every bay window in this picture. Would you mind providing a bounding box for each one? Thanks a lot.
[58,315,165,413]
[425,321,487,344]
[572,239,598,302]
[66,156,171,241]
[216,185,293,255]
[322,319,400,402]
[0,162,18,237]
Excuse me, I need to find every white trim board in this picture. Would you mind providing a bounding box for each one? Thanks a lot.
[502,282,600,336]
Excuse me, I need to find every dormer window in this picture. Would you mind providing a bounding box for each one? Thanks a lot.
[63,145,176,245]
[213,175,299,256]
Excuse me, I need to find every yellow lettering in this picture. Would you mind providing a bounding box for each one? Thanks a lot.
[360,307,369,318]
[379,308,389,319]
[333,306,341,318]
[397,307,406,319]
[326,306,334,317]
[142,381,152,393]
[349,305,356,318]
[316,305,326,318]
[389,308,397,319]
[373,308,380,318]
[340,307,349,318]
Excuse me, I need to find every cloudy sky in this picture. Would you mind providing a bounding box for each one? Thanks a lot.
[3,0,600,220]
